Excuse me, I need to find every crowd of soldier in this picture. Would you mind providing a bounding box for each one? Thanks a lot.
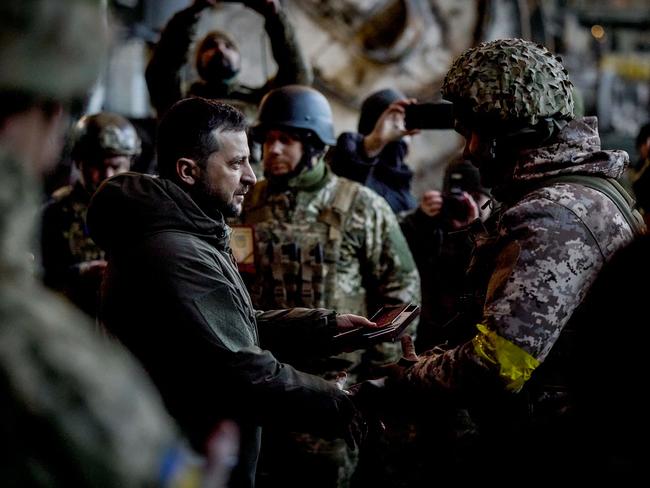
[3,0,649,487]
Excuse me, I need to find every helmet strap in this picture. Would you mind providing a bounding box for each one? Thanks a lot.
[267,151,327,192]
[289,152,327,191]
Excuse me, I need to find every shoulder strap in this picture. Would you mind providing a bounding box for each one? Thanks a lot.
[539,174,645,236]
[331,177,358,215]
[318,178,359,240]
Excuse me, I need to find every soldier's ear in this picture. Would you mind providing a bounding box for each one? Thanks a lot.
[176,158,200,186]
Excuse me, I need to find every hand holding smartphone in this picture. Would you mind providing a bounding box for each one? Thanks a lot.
[332,303,420,348]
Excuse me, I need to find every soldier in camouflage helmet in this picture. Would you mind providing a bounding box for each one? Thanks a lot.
[41,112,141,318]
[240,84,420,487]
[389,38,643,483]
[0,0,233,486]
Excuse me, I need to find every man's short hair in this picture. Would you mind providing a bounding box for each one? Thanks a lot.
[156,97,247,180]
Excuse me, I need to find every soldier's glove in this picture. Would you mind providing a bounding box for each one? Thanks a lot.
[343,378,387,448]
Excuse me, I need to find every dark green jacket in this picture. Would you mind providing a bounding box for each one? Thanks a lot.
[87,173,354,488]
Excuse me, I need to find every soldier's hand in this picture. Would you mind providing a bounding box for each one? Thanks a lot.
[370,335,419,381]
[363,99,419,158]
[449,191,479,229]
[335,313,377,333]
[420,190,443,217]
[400,334,419,363]
[244,0,280,17]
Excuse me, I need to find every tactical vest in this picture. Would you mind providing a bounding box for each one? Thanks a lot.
[241,177,366,314]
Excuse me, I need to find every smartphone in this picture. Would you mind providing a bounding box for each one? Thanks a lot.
[404,102,455,130]
[441,187,469,222]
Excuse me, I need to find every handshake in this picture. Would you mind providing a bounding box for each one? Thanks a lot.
[338,335,420,449]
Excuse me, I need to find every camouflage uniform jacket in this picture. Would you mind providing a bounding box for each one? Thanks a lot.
[0,150,193,487]
[240,162,420,370]
[145,2,312,118]
[406,117,636,397]
[87,173,356,488]
[41,181,104,316]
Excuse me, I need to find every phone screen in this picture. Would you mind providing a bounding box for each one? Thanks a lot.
[404,102,455,130]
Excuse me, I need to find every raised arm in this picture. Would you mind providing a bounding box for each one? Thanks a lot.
[247,0,313,89]
[145,0,210,116]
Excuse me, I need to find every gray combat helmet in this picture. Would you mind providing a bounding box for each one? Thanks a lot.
[71,112,142,162]
[442,38,574,131]
[251,85,336,147]
[0,0,108,101]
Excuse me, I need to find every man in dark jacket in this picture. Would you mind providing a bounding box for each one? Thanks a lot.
[87,97,374,488]
[329,88,419,214]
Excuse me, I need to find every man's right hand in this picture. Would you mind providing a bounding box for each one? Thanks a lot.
[342,379,386,449]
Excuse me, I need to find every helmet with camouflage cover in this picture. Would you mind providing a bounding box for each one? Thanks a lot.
[0,0,108,102]
[71,112,142,162]
[442,38,574,132]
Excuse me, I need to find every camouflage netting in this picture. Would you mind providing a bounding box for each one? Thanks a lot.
[442,38,574,127]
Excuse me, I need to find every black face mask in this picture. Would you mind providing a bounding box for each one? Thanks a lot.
[201,53,240,85]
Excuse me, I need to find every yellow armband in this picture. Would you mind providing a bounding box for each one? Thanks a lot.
[472,324,540,392]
